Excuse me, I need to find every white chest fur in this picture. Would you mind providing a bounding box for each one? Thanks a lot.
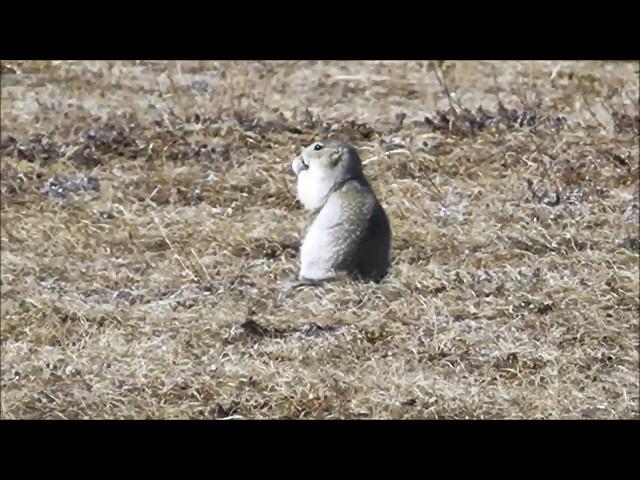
[299,196,343,280]
[295,168,334,212]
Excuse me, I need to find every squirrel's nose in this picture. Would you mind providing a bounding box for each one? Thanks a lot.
[292,156,308,175]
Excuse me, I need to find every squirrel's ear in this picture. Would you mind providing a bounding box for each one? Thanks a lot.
[330,148,342,167]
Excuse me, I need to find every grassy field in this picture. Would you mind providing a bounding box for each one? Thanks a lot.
[1,60,638,419]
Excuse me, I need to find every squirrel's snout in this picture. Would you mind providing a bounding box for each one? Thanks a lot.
[292,156,309,176]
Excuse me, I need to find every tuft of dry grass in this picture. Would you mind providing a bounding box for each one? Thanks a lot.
[1,60,638,419]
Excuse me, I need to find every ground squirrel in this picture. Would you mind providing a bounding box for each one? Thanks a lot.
[287,139,391,289]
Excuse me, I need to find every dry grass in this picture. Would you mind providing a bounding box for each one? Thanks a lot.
[1,60,638,419]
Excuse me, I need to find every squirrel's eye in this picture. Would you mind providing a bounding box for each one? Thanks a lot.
[313,143,323,151]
